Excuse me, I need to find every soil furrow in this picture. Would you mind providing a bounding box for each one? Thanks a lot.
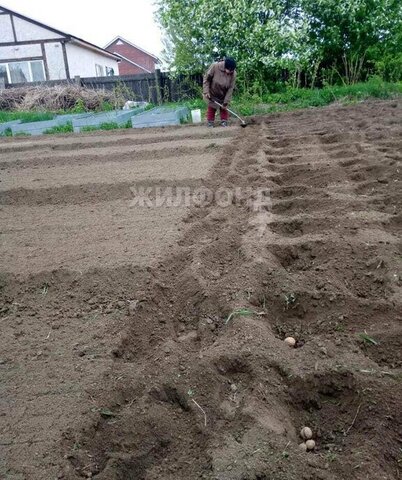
[1,100,401,480]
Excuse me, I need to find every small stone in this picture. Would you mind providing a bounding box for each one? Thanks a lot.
[128,300,140,315]
[164,346,171,354]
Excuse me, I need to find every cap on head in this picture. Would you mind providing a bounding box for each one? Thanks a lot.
[224,57,236,71]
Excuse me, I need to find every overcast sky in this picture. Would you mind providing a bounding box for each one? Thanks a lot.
[2,0,164,55]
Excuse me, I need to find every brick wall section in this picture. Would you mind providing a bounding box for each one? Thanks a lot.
[106,40,157,75]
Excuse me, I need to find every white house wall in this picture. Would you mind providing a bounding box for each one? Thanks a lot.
[13,16,64,41]
[66,43,118,78]
[0,14,14,42]
[44,42,66,79]
[0,44,42,61]
[1,9,118,82]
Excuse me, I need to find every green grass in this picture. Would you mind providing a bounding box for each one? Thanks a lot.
[0,127,13,137]
[14,131,31,137]
[358,332,379,346]
[232,78,402,116]
[0,111,55,124]
[80,120,132,132]
[43,122,73,134]
[178,78,402,118]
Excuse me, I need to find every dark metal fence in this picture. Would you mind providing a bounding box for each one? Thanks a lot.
[4,71,203,104]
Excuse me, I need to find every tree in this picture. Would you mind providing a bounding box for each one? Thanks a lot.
[155,0,402,88]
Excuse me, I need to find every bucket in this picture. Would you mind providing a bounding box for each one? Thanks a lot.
[191,109,201,124]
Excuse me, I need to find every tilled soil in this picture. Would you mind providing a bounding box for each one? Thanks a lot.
[1,100,402,480]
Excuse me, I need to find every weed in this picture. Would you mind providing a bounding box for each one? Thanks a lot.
[98,101,114,112]
[284,292,297,309]
[14,131,31,136]
[335,322,345,332]
[99,407,116,418]
[326,452,338,462]
[0,127,12,137]
[0,111,55,124]
[281,441,291,459]
[98,121,120,130]
[71,99,87,114]
[41,282,49,295]
[358,332,379,346]
[259,294,267,310]
[81,121,132,133]
[44,122,73,134]
[225,308,254,324]
[90,406,116,418]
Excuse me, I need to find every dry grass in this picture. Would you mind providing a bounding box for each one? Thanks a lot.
[0,84,128,111]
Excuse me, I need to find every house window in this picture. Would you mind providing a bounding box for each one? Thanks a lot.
[0,64,8,85]
[9,62,30,83]
[95,64,104,77]
[105,66,115,76]
[30,61,46,82]
[0,60,46,84]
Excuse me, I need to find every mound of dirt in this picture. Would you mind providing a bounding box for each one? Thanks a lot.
[1,100,401,480]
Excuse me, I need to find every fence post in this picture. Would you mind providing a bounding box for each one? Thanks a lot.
[0,77,5,91]
[74,75,82,86]
[154,68,162,105]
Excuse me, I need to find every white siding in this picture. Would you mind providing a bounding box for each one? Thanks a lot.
[13,16,64,41]
[0,44,42,61]
[66,43,118,78]
[0,14,14,42]
[45,42,66,80]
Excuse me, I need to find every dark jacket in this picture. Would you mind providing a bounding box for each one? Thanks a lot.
[203,61,236,108]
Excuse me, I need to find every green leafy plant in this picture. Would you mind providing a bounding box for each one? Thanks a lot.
[359,332,379,346]
[44,122,73,134]
[71,98,87,113]
[284,293,297,309]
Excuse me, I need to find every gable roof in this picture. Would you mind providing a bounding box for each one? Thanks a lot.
[0,5,120,61]
[105,36,159,62]
[113,52,152,73]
